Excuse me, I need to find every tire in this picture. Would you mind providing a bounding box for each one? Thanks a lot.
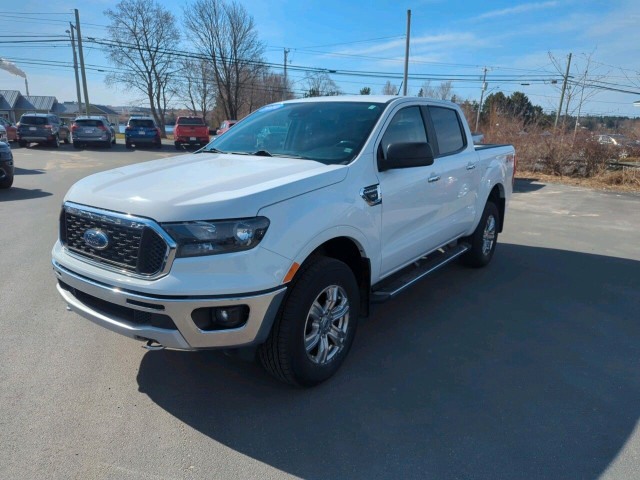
[73,142,82,149]
[18,140,26,148]
[112,136,116,145]
[258,256,359,386]
[106,139,112,149]
[155,140,162,149]
[461,201,499,268]
[125,141,133,149]
[174,142,181,150]
[63,136,70,144]
[52,134,60,148]
[0,173,13,189]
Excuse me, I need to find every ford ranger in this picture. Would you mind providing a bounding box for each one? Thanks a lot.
[52,96,515,386]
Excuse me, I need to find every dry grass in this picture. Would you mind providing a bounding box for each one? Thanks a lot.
[476,114,640,192]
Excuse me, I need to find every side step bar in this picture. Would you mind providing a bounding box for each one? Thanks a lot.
[371,243,469,303]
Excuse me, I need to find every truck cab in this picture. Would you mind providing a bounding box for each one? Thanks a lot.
[52,96,515,386]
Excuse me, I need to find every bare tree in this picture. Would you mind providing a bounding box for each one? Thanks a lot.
[184,0,265,120]
[381,81,397,95]
[104,0,179,136]
[303,72,342,97]
[244,71,291,114]
[417,80,453,99]
[176,58,217,124]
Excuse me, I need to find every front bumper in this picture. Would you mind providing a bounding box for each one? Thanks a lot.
[53,260,287,350]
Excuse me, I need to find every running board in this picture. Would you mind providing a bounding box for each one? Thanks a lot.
[371,243,469,303]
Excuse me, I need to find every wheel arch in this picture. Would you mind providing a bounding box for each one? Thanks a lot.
[292,234,372,317]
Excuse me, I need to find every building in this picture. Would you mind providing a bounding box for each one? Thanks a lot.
[0,90,119,125]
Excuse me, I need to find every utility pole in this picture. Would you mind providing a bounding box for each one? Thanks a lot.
[282,48,290,101]
[74,9,90,115]
[68,24,83,113]
[554,52,572,129]
[475,67,488,131]
[402,9,411,96]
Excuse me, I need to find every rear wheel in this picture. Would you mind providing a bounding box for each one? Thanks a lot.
[155,140,162,149]
[258,256,359,386]
[63,135,69,144]
[52,134,59,148]
[73,142,82,149]
[106,139,112,149]
[462,201,499,268]
[18,140,26,148]
[174,142,181,150]
[125,141,133,149]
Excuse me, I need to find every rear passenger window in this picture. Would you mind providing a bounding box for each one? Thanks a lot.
[429,107,465,155]
[380,107,427,159]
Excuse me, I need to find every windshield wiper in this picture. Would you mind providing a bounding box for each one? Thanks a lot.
[200,147,226,154]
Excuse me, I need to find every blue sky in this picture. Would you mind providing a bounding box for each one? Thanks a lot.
[2,0,640,116]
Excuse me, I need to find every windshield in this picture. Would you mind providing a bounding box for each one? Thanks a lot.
[21,116,47,125]
[129,119,155,128]
[204,101,386,165]
[178,117,205,125]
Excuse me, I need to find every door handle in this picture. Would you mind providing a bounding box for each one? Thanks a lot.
[466,163,477,170]
[428,175,441,183]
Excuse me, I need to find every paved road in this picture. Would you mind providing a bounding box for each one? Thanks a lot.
[1,144,639,480]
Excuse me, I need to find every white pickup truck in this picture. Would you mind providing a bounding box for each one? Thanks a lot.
[52,96,515,386]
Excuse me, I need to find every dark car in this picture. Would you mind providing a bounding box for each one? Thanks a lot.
[125,116,162,149]
[72,116,115,149]
[0,141,14,189]
[17,113,63,148]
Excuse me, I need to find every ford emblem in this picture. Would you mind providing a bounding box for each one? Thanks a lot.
[83,229,109,250]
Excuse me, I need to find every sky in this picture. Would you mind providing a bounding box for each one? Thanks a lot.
[1,0,640,117]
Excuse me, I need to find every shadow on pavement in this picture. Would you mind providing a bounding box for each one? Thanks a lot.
[137,243,640,479]
[514,178,546,193]
[13,166,45,175]
[0,187,52,201]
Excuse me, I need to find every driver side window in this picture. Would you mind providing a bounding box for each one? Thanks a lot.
[380,107,428,159]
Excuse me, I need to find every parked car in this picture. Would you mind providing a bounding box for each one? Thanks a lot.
[58,121,71,144]
[0,141,14,189]
[72,116,115,149]
[0,117,17,142]
[0,125,6,143]
[16,113,63,147]
[173,116,209,150]
[52,96,515,386]
[597,134,640,159]
[215,119,237,136]
[471,132,485,144]
[124,116,162,149]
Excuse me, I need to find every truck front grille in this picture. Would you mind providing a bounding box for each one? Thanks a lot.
[60,204,171,277]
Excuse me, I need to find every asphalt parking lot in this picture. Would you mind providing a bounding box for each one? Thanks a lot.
[1,143,639,480]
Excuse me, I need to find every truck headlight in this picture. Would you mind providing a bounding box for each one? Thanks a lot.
[162,217,270,258]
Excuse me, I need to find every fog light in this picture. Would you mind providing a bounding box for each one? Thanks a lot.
[191,305,250,331]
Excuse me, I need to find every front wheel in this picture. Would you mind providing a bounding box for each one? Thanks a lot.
[258,256,359,386]
[462,201,499,268]
[0,173,13,189]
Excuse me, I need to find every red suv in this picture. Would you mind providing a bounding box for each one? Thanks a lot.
[174,116,210,150]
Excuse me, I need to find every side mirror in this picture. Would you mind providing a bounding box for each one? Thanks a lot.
[378,142,434,172]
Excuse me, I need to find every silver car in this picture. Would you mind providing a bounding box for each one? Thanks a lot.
[72,116,116,149]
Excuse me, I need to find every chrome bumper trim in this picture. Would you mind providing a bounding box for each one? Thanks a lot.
[53,260,287,350]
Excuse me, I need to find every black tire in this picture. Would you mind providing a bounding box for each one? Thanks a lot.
[112,135,116,145]
[0,174,13,189]
[125,141,133,149]
[63,136,70,144]
[155,140,162,149]
[18,140,26,148]
[73,142,82,149]
[174,142,181,150]
[258,256,359,386]
[461,201,499,268]
[106,139,112,149]
[52,134,60,148]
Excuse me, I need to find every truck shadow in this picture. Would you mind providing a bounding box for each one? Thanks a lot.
[136,243,640,480]
[513,178,546,192]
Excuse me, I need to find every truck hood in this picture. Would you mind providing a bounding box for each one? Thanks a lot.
[65,152,348,221]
